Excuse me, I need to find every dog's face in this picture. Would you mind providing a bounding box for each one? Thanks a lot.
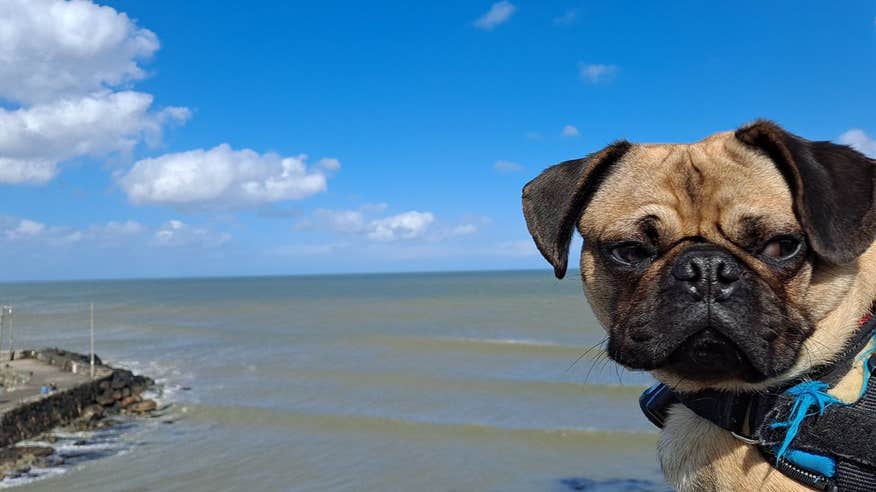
[522,121,876,391]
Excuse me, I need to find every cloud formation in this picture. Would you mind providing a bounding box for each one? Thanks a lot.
[839,129,876,158]
[120,144,334,208]
[0,91,189,184]
[561,125,580,137]
[0,0,188,184]
[367,211,435,241]
[153,219,231,247]
[0,216,156,246]
[307,207,435,241]
[0,0,158,104]
[474,1,516,30]
[579,63,618,84]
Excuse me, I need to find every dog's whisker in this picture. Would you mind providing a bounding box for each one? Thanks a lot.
[564,335,609,373]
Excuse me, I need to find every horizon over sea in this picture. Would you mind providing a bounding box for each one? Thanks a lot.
[0,270,668,491]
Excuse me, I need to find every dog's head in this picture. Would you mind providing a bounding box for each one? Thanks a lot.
[522,121,876,391]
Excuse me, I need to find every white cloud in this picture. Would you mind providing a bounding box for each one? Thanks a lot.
[474,1,516,30]
[0,217,144,245]
[367,211,435,241]
[839,129,876,158]
[579,63,618,84]
[0,0,189,184]
[305,206,438,241]
[561,124,580,137]
[120,144,333,208]
[3,219,46,240]
[553,9,578,25]
[306,205,464,243]
[153,219,231,247]
[97,220,146,236]
[0,159,57,185]
[493,160,524,173]
[0,91,189,184]
[0,0,159,104]
[317,157,341,172]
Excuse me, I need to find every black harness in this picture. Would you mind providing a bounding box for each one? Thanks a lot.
[640,316,876,491]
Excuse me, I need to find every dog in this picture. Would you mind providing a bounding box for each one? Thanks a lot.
[522,120,876,491]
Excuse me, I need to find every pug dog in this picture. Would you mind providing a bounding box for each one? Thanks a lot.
[521,120,876,491]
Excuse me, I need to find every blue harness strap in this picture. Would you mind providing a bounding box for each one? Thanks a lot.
[755,347,876,491]
[640,319,876,492]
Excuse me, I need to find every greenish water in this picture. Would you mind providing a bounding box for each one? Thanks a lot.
[0,271,667,491]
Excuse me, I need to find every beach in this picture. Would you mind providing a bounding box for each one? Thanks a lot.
[0,271,667,491]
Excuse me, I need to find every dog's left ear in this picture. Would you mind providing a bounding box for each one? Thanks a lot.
[522,141,632,279]
[735,120,876,264]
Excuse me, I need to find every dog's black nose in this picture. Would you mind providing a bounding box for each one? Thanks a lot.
[671,245,740,301]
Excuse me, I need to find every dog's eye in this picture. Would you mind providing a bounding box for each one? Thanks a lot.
[762,236,802,261]
[609,242,654,266]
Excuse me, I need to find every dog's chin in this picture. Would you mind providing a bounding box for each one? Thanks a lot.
[660,329,766,384]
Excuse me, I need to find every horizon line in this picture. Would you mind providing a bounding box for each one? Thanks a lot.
[0,266,575,285]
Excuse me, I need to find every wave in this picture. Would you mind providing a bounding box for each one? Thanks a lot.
[181,404,658,449]
[357,334,608,358]
[243,367,649,400]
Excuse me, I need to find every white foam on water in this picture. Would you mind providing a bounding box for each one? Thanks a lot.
[0,357,186,488]
[0,466,66,489]
[113,357,196,407]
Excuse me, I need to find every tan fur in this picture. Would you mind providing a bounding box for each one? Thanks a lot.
[575,131,876,490]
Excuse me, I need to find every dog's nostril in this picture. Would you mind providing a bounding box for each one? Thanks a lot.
[672,261,701,282]
[717,261,740,284]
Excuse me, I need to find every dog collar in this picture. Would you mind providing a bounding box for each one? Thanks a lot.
[640,313,876,492]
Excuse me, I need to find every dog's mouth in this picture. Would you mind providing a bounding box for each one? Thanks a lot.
[663,328,764,383]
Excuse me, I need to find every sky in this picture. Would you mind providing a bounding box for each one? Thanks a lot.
[0,0,874,281]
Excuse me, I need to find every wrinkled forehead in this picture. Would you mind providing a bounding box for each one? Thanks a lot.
[580,131,798,243]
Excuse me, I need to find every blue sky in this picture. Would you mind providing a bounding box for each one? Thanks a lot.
[1,0,874,281]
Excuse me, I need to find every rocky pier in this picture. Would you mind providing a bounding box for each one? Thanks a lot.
[0,348,157,479]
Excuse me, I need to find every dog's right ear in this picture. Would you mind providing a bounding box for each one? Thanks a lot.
[735,120,876,264]
[522,141,632,279]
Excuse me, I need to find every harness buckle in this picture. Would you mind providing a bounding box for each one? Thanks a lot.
[730,431,761,445]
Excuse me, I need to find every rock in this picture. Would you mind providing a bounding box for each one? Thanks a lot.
[22,446,54,458]
[73,440,88,446]
[43,455,64,467]
[44,434,57,444]
[120,395,141,408]
[99,380,110,391]
[111,370,133,389]
[81,404,104,421]
[0,446,55,478]
[128,399,157,414]
[112,390,122,400]
[95,390,115,406]
[122,387,131,398]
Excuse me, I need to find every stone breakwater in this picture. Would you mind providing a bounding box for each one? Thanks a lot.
[0,348,158,480]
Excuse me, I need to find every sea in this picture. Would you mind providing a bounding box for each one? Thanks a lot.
[0,270,669,491]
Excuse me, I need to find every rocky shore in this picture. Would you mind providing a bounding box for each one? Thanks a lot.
[0,349,160,480]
